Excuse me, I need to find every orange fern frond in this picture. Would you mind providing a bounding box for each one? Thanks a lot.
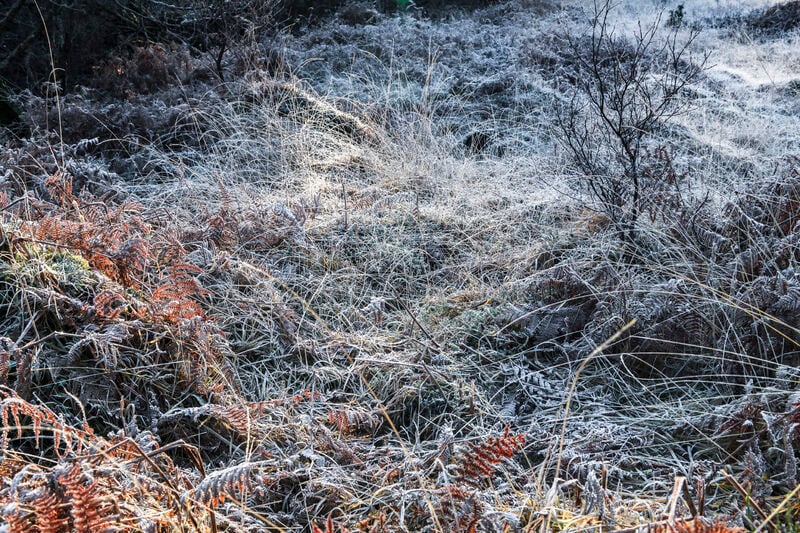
[317,426,364,466]
[204,403,265,436]
[110,237,151,286]
[204,209,236,250]
[240,390,322,409]
[0,393,57,448]
[455,425,525,486]
[0,337,17,386]
[355,513,387,533]
[717,403,764,436]
[158,401,269,442]
[2,501,36,533]
[44,172,77,208]
[54,463,118,533]
[432,485,482,533]
[327,408,381,435]
[148,263,208,322]
[0,389,98,457]
[0,452,29,480]
[28,487,68,533]
[32,191,152,288]
[160,393,322,441]
[93,290,128,320]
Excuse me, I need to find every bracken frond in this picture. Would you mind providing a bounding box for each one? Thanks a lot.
[27,486,67,533]
[433,485,483,533]
[203,402,267,437]
[31,180,152,289]
[327,407,381,435]
[455,425,525,486]
[157,400,273,442]
[0,337,17,386]
[110,236,151,287]
[0,388,98,458]
[3,501,36,533]
[44,172,77,208]
[93,289,128,320]
[148,263,208,322]
[54,462,118,533]
[190,463,256,508]
[0,453,28,480]
[1,393,57,450]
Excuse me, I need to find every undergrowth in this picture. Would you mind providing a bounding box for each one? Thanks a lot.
[1,0,800,531]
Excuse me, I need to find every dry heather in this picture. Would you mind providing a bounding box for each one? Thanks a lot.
[1,0,800,532]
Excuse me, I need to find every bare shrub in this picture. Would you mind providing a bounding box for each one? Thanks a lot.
[554,0,706,244]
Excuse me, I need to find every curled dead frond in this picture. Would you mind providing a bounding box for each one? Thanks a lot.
[327,407,382,435]
[0,389,96,457]
[189,463,257,508]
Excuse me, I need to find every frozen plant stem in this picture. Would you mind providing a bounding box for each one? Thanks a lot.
[555,0,706,246]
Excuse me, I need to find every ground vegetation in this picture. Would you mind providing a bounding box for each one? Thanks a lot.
[0,1,799,531]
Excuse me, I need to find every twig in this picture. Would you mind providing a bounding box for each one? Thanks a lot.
[393,289,441,349]
[122,437,205,533]
[420,359,452,413]
[0,33,36,73]
[341,181,348,230]
[551,320,636,486]
[680,476,698,518]
[721,470,772,527]
[666,476,697,521]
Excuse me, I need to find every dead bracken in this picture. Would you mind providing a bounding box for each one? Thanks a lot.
[0,0,799,531]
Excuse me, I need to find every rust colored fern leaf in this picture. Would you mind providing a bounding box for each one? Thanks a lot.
[3,502,35,533]
[148,263,208,322]
[1,393,57,449]
[0,337,17,386]
[434,485,483,533]
[32,180,153,288]
[34,216,152,288]
[93,289,128,320]
[111,236,151,286]
[44,172,77,207]
[328,408,381,435]
[0,390,97,457]
[28,487,68,533]
[455,425,525,486]
[158,401,272,442]
[204,403,267,437]
[54,463,118,533]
